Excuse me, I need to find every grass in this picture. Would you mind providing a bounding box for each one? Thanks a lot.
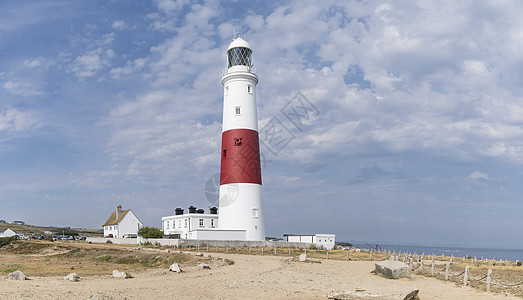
[0,267,18,273]
[96,255,111,262]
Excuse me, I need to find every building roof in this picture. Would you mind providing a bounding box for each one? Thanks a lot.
[227,37,251,51]
[102,209,130,226]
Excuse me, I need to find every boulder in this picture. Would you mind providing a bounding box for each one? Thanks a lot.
[222,258,234,265]
[63,273,80,282]
[299,253,307,262]
[375,260,411,279]
[203,253,211,258]
[7,270,26,280]
[112,270,127,278]
[198,263,211,270]
[169,263,182,273]
[328,289,419,300]
[195,252,203,256]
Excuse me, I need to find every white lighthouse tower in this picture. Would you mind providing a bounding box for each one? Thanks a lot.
[218,37,265,241]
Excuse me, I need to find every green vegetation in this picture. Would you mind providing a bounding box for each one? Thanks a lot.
[116,256,138,264]
[137,227,163,239]
[0,237,17,247]
[96,255,111,262]
[517,261,522,266]
[106,240,113,244]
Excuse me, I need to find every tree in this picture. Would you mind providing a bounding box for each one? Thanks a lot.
[137,226,163,239]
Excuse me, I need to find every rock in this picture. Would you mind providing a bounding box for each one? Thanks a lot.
[299,254,307,262]
[7,270,26,280]
[112,270,127,278]
[198,263,211,270]
[164,249,170,253]
[195,252,203,256]
[63,273,80,282]
[203,253,211,258]
[222,258,234,265]
[136,246,143,250]
[328,289,419,300]
[169,263,183,273]
[374,260,411,279]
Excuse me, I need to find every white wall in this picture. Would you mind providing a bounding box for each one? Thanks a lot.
[189,229,246,240]
[117,210,143,238]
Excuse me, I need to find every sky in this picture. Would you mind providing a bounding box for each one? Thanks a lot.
[2,0,523,249]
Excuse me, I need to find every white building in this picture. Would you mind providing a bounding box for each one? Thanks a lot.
[283,234,336,250]
[0,228,16,237]
[102,205,143,238]
[161,206,246,240]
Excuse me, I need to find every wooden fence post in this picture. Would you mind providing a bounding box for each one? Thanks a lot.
[226,246,228,253]
[274,247,277,255]
[420,259,424,272]
[326,251,329,260]
[409,257,413,271]
[249,247,252,254]
[206,245,209,251]
[261,247,264,254]
[463,266,469,286]
[486,269,492,292]
[431,261,435,276]
[346,251,349,261]
[197,245,200,251]
[445,263,450,281]
[289,248,291,256]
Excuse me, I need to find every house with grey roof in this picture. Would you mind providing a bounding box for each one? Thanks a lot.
[102,205,143,238]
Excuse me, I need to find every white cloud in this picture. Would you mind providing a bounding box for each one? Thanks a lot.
[3,80,44,96]
[72,48,111,78]
[0,108,39,132]
[470,171,488,180]
[112,20,127,30]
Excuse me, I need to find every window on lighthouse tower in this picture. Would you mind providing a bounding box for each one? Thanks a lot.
[235,106,241,115]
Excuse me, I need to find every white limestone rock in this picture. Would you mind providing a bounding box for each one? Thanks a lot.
[299,253,307,262]
[169,263,182,273]
[112,270,127,278]
[64,273,80,282]
[375,260,411,279]
[7,270,26,280]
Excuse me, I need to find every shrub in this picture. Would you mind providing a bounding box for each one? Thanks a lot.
[96,255,111,262]
[137,227,163,239]
[517,261,522,266]
[0,237,16,247]
[106,240,113,244]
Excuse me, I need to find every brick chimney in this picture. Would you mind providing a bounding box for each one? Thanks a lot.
[116,205,123,219]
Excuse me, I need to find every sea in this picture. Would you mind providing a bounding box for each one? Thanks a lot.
[351,243,523,262]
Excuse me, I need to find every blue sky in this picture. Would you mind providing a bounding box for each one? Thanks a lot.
[2,0,523,248]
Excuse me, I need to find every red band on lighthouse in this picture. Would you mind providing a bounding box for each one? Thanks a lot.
[220,128,262,185]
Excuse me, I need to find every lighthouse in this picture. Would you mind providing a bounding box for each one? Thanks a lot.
[218,37,265,241]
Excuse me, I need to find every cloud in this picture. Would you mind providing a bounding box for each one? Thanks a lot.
[3,81,44,96]
[470,171,488,180]
[72,48,112,78]
[112,20,127,30]
[0,108,39,132]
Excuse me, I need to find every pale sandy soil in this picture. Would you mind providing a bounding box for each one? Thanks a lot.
[0,252,521,300]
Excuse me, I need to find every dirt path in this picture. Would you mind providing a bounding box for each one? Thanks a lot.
[0,252,520,299]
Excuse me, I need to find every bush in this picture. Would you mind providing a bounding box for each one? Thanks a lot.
[106,240,113,244]
[517,261,522,266]
[137,227,163,239]
[0,237,16,247]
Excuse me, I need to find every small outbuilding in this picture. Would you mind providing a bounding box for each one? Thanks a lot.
[283,233,336,250]
[102,205,143,238]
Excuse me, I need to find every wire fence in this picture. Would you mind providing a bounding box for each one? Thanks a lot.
[175,245,523,293]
